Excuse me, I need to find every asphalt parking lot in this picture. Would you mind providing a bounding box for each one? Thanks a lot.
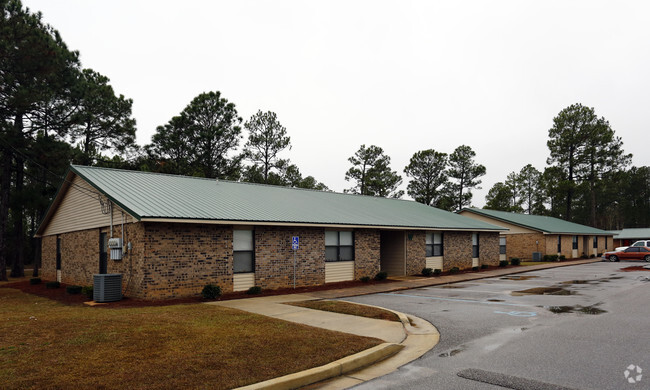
[343,262,650,390]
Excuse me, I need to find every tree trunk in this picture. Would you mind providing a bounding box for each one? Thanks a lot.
[10,152,25,278]
[0,145,10,282]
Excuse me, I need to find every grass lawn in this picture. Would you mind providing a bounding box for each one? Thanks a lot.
[288,300,401,322]
[0,287,381,389]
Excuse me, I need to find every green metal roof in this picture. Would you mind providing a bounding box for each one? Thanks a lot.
[612,228,650,240]
[42,165,506,232]
[460,208,612,235]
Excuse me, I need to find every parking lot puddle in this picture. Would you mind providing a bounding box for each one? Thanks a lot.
[511,287,573,296]
[500,275,539,281]
[439,348,463,357]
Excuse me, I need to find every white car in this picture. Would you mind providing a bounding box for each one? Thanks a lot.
[614,239,650,252]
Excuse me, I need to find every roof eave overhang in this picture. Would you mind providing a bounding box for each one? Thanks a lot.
[138,217,508,232]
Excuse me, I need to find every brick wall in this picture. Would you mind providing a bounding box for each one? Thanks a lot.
[406,231,426,275]
[443,231,472,271]
[354,229,380,279]
[479,232,500,266]
[505,232,545,260]
[545,235,558,255]
[254,226,325,289]
[560,235,574,258]
[140,223,232,299]
[41,235,56,281]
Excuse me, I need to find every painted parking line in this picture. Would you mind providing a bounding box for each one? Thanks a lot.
[378,292,534,308]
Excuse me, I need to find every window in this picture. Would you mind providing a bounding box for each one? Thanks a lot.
[472,233,479,258]
[572,235,578,250]
[593,236,598,249]
[557,236,561,252]
[499,237,506,255]
[233,230,254,273]
[325,231,354,261]
[426,232,443,257]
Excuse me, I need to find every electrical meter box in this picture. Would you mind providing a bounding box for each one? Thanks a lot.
[108,238,123,260]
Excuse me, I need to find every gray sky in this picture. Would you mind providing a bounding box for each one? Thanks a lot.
[26,0,650,206]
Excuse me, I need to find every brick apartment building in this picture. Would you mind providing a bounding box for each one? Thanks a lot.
[458,208,613,261]
[36,166,505,300]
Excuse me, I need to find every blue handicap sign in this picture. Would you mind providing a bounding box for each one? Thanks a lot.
[292,236,299,250]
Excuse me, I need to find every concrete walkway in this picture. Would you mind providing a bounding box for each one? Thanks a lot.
[212,259,600,389]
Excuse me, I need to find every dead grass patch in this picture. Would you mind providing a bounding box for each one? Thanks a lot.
[287,300,400,322]
[0,288,381,389]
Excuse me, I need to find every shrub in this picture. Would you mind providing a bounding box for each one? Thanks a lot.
[201,284,222,300]
[66,285,82,295]
[580,253,588,259]
[374,271,388,281]
[422,267,433,277]
[29,277,41,285]
[81,286,94,299]
[472,266,479,271]
[542,254,553,262]
[246,286,262,295]
[589,254,595,258]
[481,264,489,269]
[559,255,566,261]
[45,281,60,289]
[360,276,370,283]
[449,267,460,274]
[510,258,521,266]
[433,269,442,276]
[499,260,509,267]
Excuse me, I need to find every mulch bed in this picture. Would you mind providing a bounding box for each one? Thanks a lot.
[1,278,398,308]
[620,266,650,272]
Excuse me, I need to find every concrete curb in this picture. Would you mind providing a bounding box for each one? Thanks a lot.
[234,343,404,390]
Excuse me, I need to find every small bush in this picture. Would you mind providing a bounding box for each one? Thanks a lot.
[422,267,433,277]
[81,286,94,299]
[433,269,442,275]
[374,271,388,281]
[472,266,479,271]
[589,254,595,258]
[66,285,82,295]
[499,260,509,267]
[449,267,460,274]
[246,286,262,295]
[360,276,370,283]
[481,264,489,269]
[29,277,41,285]
[542,254,553,261]
[559,255,566,261]
[45,281,60,289]
[510,258,521,266]
[580,253,588,259]
[201,284,222,300]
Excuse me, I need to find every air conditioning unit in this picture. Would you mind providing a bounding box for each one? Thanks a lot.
[532,252,542,261]
[108,238,123,260]
[94,273,123,302]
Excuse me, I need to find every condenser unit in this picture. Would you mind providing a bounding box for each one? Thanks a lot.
[532,252,542,261]
[93,273,123,302]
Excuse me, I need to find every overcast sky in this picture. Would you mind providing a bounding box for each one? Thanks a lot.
[25,0,650,206]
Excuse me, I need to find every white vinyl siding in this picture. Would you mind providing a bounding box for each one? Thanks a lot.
[43,175,135,236]
[325,261,354,283]
[233,273,255,292]
[426,257,443,271]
